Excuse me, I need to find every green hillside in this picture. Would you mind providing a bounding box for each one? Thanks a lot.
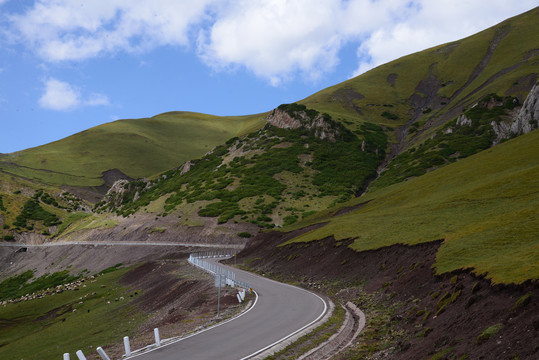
[95,105,387,228]
[0,171,89,240]
[286,129,539,284]
[0,112,265,187]
[301,7,538,151]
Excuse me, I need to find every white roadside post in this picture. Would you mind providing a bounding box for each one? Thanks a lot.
[75,350,87,360]
[237,293,242,303]
[123,336,131,356]
[154,328,161,346]
[63,353,70,360]
[96,347,111,360]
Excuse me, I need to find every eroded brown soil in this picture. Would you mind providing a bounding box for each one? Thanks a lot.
[99,260,242,359]
[236,231,538,359]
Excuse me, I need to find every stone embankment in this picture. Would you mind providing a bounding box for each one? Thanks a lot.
[299,301,366,360]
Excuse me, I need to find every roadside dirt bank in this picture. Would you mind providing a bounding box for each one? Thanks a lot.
[0,245,245,360]
[234,229,538,359]
[102,261,244,360]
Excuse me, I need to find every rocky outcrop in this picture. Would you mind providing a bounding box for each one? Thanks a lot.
[512,82,539,134]
[266,107,340,142]
[456,114,472,126]
[179,161,193,175]
[492,83,539,144]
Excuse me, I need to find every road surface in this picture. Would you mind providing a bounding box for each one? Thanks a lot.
[134,260,327,360]
[0,241,241,249]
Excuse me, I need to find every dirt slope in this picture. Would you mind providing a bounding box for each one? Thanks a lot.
[236,229,538,359]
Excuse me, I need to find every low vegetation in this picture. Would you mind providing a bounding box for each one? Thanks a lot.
[286,130,539,284]
[0,112,266,187]
[0,270,80,301]
[370,93,520,191]
[0,267,145,360]
[96,106,387,228]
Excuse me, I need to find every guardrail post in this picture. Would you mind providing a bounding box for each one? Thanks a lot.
[96,347,111,360]
[123,336,131,356]
[63,353,70,360]
[76,350,87,360]
[154,328,161,346]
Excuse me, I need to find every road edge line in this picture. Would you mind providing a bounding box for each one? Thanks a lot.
[240,291,330,360]
[125,290,259,359]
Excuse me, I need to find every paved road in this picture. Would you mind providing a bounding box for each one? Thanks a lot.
[0,241,241,249]
[133,260,327,360]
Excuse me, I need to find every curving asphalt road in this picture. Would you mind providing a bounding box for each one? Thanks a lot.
[2,242,326,359]
[132,260,327,360]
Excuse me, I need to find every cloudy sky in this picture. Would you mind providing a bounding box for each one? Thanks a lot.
[0,0,536,153]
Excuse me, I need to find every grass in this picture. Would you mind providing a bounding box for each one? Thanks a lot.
[264,304,345,359]
[54,213,119,240]
[285,129,539,284]
[300,7,539,153]
[98,108,385,228]
[0,112,266,187]
[0,270,80,301]
[370,93,518,190]
[477,323,503,344]
[0,267,145,360]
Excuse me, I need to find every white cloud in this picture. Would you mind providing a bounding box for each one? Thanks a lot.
[197,0,412,85]
[39,78,109,111]
[5,0,538,84]
[351,0,539,77]
[85,93,110,107]
[39,78,80,110]
[8,0,215,61]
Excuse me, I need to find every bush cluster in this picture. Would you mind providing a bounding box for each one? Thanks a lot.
[100,107,389,227]
[372,93,516,190]
[13,199,61,229]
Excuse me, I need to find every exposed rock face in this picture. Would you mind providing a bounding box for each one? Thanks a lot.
[102,179,131,208]
[513,82,539,134]
[492,83,539,144]
[456,114,472,126]
[179,161,193,175]
[105,179,130,197]
[266,107,340,142]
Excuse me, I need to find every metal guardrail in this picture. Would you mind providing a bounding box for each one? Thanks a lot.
[188,252,251,291]
[62,250,251,359]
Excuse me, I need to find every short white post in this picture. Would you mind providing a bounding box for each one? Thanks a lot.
[63,353,70,360]
[76,350,87,360]
[237,293,242,303]
[154,327,161,346]
[123,336,131,356]
[96,347,111,360]
[240,289,245,301]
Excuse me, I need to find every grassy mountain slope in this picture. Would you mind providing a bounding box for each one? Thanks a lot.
[0,171,90,240]
[285,129,539,284]
[0,112,265,187]
[301,7,538,155]
[95,105,388,229]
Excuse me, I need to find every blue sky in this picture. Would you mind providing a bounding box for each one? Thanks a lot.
[0,0,537,153]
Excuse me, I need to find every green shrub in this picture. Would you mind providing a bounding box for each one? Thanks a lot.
[13,199,61,228]
[283,214,299,226]
[512,293,532,311]
[381,111,399,120]
[477,323,503,344]
[238,232,252,238]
